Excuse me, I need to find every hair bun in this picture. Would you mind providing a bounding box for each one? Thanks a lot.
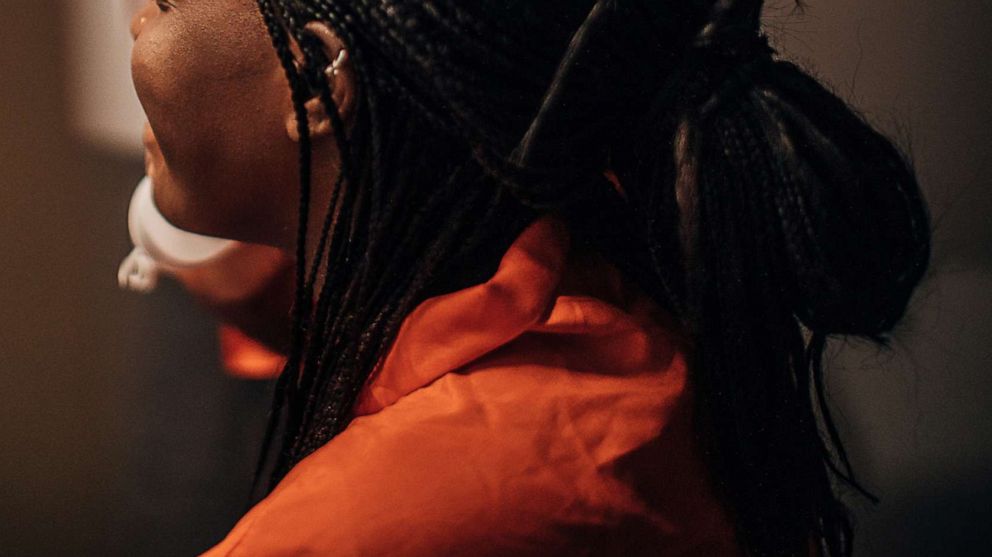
[634,49,931,339]
[751,61,931,337]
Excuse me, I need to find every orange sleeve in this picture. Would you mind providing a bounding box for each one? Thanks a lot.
[199,373,642,556]
[197,356,730,556]
[218,325,285,380]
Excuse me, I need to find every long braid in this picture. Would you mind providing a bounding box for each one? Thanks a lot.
[249,0,317,496]
[258,2,540,487]
[750,85,878,503]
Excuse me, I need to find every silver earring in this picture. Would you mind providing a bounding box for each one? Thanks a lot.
[324,49,348,78]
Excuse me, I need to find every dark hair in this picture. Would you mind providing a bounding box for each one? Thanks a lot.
[252,1,931,555]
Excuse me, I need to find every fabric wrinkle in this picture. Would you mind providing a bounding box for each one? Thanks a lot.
[201,214,739,556]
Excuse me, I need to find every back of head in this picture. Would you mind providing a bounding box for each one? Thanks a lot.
[258,2,932,555]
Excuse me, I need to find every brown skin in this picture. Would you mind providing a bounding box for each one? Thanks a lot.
[130,0,359,351]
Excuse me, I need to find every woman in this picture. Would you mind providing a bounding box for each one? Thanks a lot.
[129,0,930,555]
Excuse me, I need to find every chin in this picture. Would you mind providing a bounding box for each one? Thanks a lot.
[150,175,225,239]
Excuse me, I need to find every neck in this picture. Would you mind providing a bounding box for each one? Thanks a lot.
[294,138,344,300]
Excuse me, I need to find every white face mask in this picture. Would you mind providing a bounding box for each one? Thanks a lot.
[118,176,238,293]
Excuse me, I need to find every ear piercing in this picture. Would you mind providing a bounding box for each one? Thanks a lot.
[324,49,348,78]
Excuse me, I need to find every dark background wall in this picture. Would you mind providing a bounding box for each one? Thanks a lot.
[0,1,989,555]
[0,2,270,555]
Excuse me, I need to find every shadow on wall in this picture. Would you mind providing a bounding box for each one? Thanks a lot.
[0,1,989,555]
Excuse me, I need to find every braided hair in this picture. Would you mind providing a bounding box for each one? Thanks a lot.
[251,1,931,555]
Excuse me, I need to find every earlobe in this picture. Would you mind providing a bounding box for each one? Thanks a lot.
[286,98,331,143]
[285,97,333,143]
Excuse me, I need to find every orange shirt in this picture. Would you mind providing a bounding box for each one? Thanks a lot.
[202,215,740,556]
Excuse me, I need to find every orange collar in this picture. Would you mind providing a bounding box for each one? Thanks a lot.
[352,214,684,417]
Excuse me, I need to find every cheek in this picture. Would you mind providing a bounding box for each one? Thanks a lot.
[131,13,298,243]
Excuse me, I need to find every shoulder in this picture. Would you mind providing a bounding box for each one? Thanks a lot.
[202,361,691,557]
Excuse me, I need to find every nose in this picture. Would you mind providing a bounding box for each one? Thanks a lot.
[129,2,156,40]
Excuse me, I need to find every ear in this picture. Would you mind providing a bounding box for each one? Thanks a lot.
[284,22,358,143]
